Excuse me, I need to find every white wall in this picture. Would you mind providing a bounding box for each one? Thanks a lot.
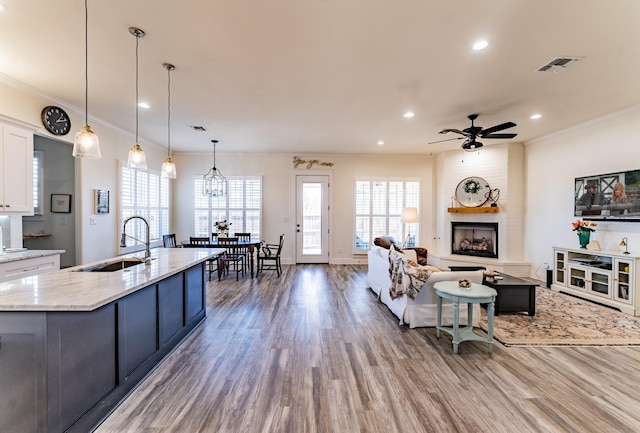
[172,152,435,264]
[525,106,640,278]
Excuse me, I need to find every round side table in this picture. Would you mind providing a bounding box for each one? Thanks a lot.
[434,281,497,354]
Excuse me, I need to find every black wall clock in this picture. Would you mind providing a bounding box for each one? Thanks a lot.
[41,106,71,136]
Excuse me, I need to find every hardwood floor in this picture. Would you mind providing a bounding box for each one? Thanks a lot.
[94,265,640,433]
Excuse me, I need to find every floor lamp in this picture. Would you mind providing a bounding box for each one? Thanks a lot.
[402,207,419,248]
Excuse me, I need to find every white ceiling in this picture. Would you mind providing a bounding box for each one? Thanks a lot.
[1,0,639,155]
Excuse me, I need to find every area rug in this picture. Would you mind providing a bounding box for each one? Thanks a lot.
[478,287,640,346]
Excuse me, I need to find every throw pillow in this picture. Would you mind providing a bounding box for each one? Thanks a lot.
[374,235,396,249]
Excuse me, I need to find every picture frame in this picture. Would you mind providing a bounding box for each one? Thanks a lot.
[51,194,72,213]
[95,189,110,214]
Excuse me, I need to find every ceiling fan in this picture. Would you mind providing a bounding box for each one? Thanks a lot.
[430,114,517,151]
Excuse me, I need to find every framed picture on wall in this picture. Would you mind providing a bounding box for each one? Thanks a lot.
[51,194,72,213]
[95,189,110,214]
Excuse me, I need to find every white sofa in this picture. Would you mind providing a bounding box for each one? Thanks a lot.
[366,245,484,328]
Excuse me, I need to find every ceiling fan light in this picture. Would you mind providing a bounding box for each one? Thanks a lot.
[463,140,483,151]
[161,157,177,179]
[72,124,101,158]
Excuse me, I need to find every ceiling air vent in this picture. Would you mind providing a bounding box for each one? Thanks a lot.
[190,125,207,131]
[536,56,583,73]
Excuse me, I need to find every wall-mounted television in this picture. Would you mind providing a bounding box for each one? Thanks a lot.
[574,169,640,220]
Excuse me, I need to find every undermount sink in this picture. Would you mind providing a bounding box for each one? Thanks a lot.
[76,258,146,272]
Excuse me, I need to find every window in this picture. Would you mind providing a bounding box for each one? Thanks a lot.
[354,178,420,252]
[193,176,262,239]
[33,151,44,216]
[119,164,170,251]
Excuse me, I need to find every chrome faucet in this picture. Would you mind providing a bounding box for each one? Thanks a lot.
[120,216,151,263]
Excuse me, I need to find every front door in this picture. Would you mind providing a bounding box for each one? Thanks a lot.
[295,175,329,263]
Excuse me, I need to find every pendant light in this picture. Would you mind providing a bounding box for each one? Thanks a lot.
[203,140,227,197]
[72,0,101,159]
[127,27,147,171]
[161,63,177,179]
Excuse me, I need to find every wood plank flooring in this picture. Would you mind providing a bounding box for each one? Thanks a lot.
[94,265,640,433]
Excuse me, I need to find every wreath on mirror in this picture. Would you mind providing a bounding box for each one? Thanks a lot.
[463,178,482,195]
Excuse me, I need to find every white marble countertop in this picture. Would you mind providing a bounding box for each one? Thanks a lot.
[0,249,65,264]
[0,247,224,312]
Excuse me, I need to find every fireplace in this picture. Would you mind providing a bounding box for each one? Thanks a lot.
[451,222,498,259]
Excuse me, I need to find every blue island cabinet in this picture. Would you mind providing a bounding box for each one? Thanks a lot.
[0,261,206,433]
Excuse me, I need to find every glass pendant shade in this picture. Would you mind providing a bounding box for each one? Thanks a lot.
[161,63,177,179]
[127,27,147,171]
[74,0,100,159]
[128,143,147,170]
[161,157,177,179]
[72,124,101,158]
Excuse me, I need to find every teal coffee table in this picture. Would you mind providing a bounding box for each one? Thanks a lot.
[434,280,497,354]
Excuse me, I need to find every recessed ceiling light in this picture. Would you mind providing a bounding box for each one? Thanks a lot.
[138,102,150,109]
[530,113,542,120]
[472,40,489,51]
[377,141,384,146]
[0,3,6,12]
[403,112,415,118]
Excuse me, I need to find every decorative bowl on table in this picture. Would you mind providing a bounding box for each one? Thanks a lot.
[458,279,471,288]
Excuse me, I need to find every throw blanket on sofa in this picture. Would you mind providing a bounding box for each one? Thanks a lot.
[388,249,432,300]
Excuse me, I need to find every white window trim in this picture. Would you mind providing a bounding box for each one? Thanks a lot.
[354,177,420,254]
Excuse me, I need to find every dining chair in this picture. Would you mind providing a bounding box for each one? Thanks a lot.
[188,236,218,280]
[218,237,246,280]
[234,232,251,270]
[257,234,284,277]
[162,233,178,248]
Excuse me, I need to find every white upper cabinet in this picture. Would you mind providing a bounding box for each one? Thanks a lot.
[0,123,34,214]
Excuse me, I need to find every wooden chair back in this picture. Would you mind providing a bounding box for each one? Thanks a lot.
[163,234,177,248]
[189,236,210,246]
[234,232,251,241]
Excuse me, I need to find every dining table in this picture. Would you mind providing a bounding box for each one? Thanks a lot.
[181,238,262,278]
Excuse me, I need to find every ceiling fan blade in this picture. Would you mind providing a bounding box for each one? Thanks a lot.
[483,133,517,139]
[438,128,469,136]
[428,136,465,144]
[479,121,516,136]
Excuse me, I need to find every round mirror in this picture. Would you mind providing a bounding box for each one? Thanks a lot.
[455,176,490,207]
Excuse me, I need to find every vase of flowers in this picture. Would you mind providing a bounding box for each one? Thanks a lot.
[215,220,231,238]
[572,219,597,248]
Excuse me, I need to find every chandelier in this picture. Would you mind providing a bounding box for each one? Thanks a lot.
[203,140,227,197]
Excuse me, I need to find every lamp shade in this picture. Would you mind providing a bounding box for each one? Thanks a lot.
[402,207,419,224]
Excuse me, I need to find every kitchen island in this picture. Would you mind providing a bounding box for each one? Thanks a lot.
[0,247,224,433]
